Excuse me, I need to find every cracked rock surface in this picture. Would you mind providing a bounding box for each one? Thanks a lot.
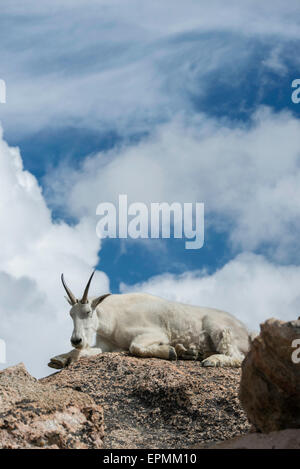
[0,363,104,448]
[43,352,249,448]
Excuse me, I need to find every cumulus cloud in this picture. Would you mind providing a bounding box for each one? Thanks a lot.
[46,107,300,262]
[0,0,299,137]
[121,252,300,331]
[0,127,109,377]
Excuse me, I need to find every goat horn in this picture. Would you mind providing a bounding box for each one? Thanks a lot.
[61,274,77,305]
[81,270,95,304]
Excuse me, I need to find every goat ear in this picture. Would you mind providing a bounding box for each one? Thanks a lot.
[91,293,111,310]
[64,295,74,306]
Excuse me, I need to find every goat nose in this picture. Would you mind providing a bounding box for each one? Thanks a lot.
[71,338,82,346]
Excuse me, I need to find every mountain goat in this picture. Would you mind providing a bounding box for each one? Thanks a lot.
[48,271,251,369]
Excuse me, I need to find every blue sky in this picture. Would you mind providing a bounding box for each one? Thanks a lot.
[1,0,300,377]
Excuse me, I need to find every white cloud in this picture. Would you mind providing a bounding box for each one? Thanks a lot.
[47,107,300,262]
[121,252,300,332]
[0,0,299,137]
[262,46,288,75]
[0,127,109,378]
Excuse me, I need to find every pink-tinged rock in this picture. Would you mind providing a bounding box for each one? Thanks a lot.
[212,428,300,449]
[240,318,300,433]
[43,352,250,448]
[0,363,104,449]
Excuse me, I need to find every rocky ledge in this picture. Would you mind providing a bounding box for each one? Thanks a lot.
[42,352,250,448]
[2,317,300,450]
[0,363,104,449]
[1,353,250,449]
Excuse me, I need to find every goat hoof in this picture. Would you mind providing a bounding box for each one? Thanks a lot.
[182,351,198,360]
[201,358,217,367]
[175,344,198,360]
[182,348,198,360]
[175,343,187,355]
[168,346,177,360]
[48,359,64,369]
[48,355,69,369]
[201,354,242,367]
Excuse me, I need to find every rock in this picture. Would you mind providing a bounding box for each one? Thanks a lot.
[0,363,104,449]
[211,428,300,449]
[42,352,250,448]
[240,318,300,433]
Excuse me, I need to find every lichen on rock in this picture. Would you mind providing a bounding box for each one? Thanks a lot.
[240,318,300,433]
[0,363,104,449]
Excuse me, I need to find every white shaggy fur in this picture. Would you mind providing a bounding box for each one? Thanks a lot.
[49,280,252,369]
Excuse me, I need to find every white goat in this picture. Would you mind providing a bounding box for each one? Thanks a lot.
[49,271,251,369]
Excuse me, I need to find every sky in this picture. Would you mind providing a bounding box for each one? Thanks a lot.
[1,0,300,377]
